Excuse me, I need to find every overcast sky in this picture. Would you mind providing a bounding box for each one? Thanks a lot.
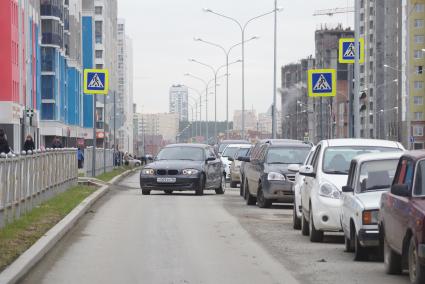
[118,0,354,120]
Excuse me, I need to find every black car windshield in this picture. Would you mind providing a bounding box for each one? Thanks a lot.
[156,147,204,161]
[236,148,250,158]
[358,159,399,192]
[266,147,310,164]
[323,146,402,175]
[222,146,240,158]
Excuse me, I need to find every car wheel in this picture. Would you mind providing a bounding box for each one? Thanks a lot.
[293,204,301,230]
[242,178,248,200]
[309,208,324,242]
[135,162,141,167]
[196,175,205,196]
[409,237,425,284]
[384,237,402,274]
[230,180,238,188]
[142,189,150,195]
[301,210,310,236]
[344,235,354,253]
[164,190,173,195]
[245,182,256,205]
[215,175,226,195]
[354,233,368,261]
[257,186,271,208]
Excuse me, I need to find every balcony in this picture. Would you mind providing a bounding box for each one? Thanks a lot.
[40,4,63,20]
[42,32,63,47]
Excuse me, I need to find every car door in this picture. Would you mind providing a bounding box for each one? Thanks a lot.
[342,160,357,236]
[209,147,222,187]
[301,144,322,219]
[386,157,414,252]
[247,144,266,196]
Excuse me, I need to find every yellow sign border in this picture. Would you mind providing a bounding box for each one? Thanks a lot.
[308,69,336,97]
[83,69,109,95]
[339,38,365,64]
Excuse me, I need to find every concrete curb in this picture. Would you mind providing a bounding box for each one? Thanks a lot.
[0,168,138,284]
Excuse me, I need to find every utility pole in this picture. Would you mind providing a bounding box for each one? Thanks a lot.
[354,0,361,138]
[272,0,278,139]
[103,95,106,173]
[92,95,97,177]
[113,91,116,166]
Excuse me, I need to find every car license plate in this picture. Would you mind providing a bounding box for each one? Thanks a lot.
[157,177,176,183]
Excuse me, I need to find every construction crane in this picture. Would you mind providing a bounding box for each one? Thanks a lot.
[313,7,354,16]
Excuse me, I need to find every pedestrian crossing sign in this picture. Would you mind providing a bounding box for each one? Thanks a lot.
[84,69,109,95]
[339,38,364,64]
[308,69,336,97]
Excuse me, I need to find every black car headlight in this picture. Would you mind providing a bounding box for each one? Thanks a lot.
[141,168,155,175]
[182,169,199,175]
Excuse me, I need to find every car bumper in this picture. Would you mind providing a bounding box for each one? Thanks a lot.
[358,228,380,247]
[262,180,294,203]
[312,196,343,232]
[140,175,201,191]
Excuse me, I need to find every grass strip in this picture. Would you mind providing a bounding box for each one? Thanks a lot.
[0,185,95,272]
[96,166,132,182]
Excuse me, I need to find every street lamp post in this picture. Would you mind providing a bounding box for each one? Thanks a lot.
[194,37,258,139]
[204,7,281,139]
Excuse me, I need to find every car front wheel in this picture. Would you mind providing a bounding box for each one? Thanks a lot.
[196,175,205,196]
[301,209,309,236]
[293,204,301,230]
[245,181,256,205]
[257,186,271,208]
[309,208,323,242]
[409,237,425,284]
[384,237,402,275]
[142,189,150,195]
[215,175,226,195]
[354,232,368,261]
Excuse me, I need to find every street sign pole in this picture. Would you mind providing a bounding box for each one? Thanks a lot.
[354,0,361,138]
[92,94,96,177]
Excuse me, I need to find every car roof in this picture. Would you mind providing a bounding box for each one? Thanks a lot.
[268,143,312,149]
[223,144,251,149]
[321,138,404,149]
[260,139,306,144]
[219,140,250,144]
[352,151,403,164]
[165,143,208,149]
[401,150,425,161]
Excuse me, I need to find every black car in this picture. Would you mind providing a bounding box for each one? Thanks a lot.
[241,141,311,208]
[140,143,225,195]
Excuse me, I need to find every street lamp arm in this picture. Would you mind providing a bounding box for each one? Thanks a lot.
[243,9,278,31]
[204,9,243,31]
[189,59,216,77]
[216,60,241,75]
[184,73,208,86]
[195,38,227,55]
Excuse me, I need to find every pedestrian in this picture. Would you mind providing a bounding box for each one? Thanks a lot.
[51,136,63,149]
[77,147,84,169]
[23,134,35,152]
[0,128,10,154]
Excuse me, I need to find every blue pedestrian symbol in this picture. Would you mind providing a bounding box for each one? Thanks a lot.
[87,72,105,90]
[83,69,109,95]
[312,73,332,93]
[308,69,336,97]
[339,38,364,64]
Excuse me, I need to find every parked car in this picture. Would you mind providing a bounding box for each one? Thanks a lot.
[380,150,425,284]
[128,157,142,167]
[242,141,311,208]
[299,139,404,242]
[139,143,225,195]
[239,146,254,197]
[289,146,316,230]
[221,144,249,181]
[341,152,402,261]
[229,145,252,188]
[217,140,249,155]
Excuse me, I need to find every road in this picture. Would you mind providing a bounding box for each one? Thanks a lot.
[20,172,410,284]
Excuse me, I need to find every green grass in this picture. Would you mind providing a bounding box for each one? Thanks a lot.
[96,166,131,182]
[0,185,95,272]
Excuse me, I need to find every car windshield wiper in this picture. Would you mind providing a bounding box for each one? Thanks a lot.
[364,185,390,191]
[325,170,348,175]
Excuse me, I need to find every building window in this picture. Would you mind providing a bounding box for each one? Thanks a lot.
[414,125,424,136]
[415,50,424,59]
[414,96,424,105]
[415,19,424,28]
[415,35,425,44]
[415,3,425,12]
[414,81,424,90]
[95,50,103,58]
[414,112,423,121]
[417,66,423,74]
[95,6,102,15]
[95,21,102,44]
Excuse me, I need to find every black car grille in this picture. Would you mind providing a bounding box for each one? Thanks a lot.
[286,174,296,182]
[156,169,180,175]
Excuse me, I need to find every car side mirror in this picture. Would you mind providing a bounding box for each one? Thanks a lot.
[206,157,216,162]
[299,165,316,178]
[228,157,234,162]
[288,164,300,173]
[342,185,354,193]
[391,184,410,197]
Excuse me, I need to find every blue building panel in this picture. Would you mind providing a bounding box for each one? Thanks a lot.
[82,16,94,128]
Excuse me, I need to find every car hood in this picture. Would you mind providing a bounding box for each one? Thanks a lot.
[356,190,388,210]
[322,174,348,190]
[145,160,204,170]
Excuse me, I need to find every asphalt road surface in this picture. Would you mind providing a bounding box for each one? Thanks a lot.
[20,172,410,284]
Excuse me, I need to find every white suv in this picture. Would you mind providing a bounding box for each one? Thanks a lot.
[299,139,404,243]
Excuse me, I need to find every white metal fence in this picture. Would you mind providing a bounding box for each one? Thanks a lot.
[0,149,78,228]
[83,147,114,177]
